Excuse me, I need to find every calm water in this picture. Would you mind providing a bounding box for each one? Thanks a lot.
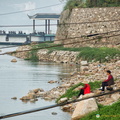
[0,45,79,120]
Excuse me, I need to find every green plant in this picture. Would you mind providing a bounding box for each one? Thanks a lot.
[27,46,39,62]
[63,0,120,11]
[77,47,120,62]
[56,82,84,102]
[56,81,101,103]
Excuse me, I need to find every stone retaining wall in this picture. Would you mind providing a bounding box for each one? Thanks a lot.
[55,7,120,47]
[13,46,79,63]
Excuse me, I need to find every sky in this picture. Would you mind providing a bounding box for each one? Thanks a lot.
[0,0,65,33]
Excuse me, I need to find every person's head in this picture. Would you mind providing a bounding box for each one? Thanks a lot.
[106,70,111,75]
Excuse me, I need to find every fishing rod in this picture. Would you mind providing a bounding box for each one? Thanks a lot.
[0,89,120,119]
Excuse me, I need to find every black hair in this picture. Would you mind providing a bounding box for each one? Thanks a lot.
[106,70,111,74]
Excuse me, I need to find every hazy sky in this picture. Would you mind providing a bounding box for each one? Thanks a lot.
[0,0,65,33]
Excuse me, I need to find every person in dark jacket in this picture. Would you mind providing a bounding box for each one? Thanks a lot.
[100,70,114,92]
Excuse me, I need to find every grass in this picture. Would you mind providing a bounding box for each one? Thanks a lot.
[26,45,39,61]
[81,100,120,120]
[56,81,101,103]
[76,47,120,62]
[25,42,120,63]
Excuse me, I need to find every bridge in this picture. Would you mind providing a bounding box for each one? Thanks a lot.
[0,13,61,45]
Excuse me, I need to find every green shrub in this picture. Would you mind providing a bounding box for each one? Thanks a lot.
[63,0,120,10]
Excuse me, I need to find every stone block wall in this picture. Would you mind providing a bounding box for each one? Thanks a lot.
[55,7,120,48]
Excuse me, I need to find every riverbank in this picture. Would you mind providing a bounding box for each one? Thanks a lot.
[12,42,120,63]
[11,43,120,119]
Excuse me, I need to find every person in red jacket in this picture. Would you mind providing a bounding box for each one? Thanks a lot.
[100,70,114,92]
[77,84,91,98]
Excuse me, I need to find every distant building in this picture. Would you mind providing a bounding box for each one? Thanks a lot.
[28,13,60,34]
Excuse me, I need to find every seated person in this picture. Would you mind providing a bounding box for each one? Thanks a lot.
[77,83,91,98]
[100,70,114,92]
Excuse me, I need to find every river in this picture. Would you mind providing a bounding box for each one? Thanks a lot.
[0,45,79,120]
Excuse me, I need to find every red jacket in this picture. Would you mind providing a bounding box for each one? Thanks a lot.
[104,75,113,82]
[81,84,91,94]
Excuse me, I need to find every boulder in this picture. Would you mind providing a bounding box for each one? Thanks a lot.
[111,93,120,101]
[72,94,98,120]
[80,61,88,66]
[58,97,68,103]
[11,59,17,62]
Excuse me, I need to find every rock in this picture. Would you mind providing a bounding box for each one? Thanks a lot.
[94,90,101,94]
[39,88,44,92]
[51,112,57,115]
[103,98,114,105]
[20,96,30,100]
[82,93,95,98]
[44,97,51,101]
[27,93,36,99]
[61,104,72,111]
[33,88,40,93]
[36,92,45,97]
[48,80,57,84]
[58,97,68,103]
[30,98,38,103]
[60,84,71,88]
[11,59,17,62]
[81,66,89,71]
[0,50,2,52]
[11,97,17,100]
[20,93,36,101]
[30,99,36,103]
[111,93,120,101]
[72,96,98,120]
[80,61,88,66]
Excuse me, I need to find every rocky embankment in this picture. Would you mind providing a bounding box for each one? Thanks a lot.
[12,46,79,63]
[28,60,120,103]
[12,46,120,119]
[14,59,120,105]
